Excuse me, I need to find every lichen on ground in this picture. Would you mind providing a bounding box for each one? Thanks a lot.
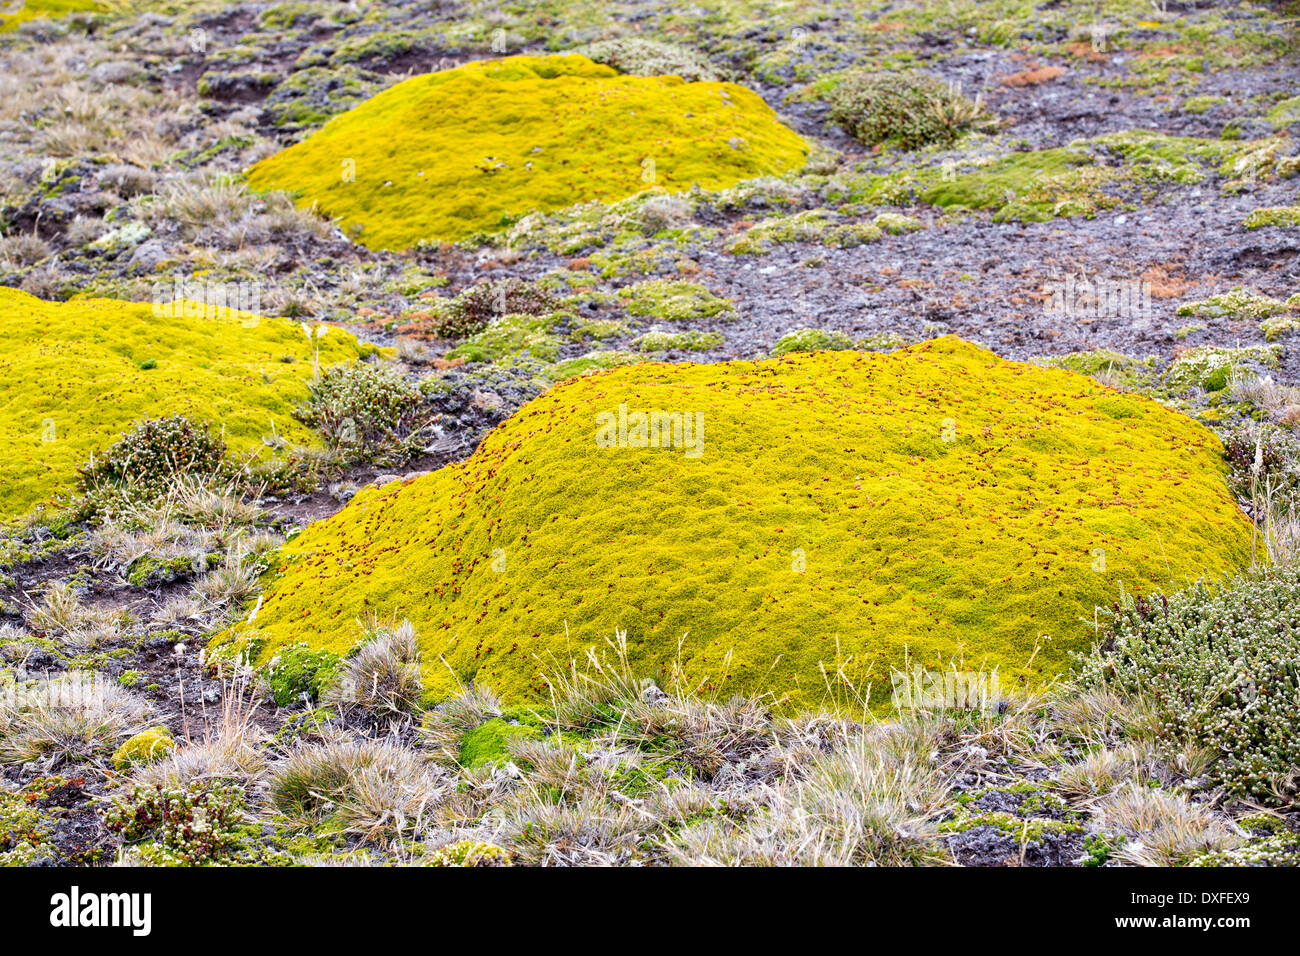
[246,54,808,250]
[232,337,1252,710]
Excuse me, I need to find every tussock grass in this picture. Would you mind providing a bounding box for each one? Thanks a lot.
[323,619,424,718]
[1099,784,1241,866]
[269,736,448,847]
[0,671,153,766]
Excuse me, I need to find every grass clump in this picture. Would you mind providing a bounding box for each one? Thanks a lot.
[828,69,996,149]
[269,736,446,846]
[322,620,424,718]
[1077,565,1300,805]
[235,337,1252,710]
[0,671,154,767]
[1095,783,1240,865]
[246,55,807,250]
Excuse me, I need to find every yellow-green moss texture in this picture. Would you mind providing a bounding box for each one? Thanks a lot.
[245,54,808,250]
[112,727,175,771]
[242,338,1252,709]
[0,288,367,518]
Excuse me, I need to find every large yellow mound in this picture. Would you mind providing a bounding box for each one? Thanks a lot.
[245,54,809,250]
[239,338,1252,709]
[0,288,368,519]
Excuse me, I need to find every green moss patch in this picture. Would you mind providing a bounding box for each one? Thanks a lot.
[458,718,540,769]
[1244,206,1300,230]
[726,209,920,255]
[1164,344,1281,392]
[1176,286,1295,320]
[618,279,735,322]
[235,337,1251,710]
[246,55,808,250]
[0,288,368,519]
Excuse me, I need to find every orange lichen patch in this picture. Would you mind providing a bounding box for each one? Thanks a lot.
[1141,264,1195,300]
[1000,66,1067,87]
[1139,45,1187,59]
[1065,42,1109,63]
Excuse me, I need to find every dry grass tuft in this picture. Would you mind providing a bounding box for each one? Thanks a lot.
[1098,783,1241,865]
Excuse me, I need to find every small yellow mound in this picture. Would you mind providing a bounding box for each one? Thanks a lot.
[112,727,175,771]
[238,338,1252,710]
[0,288,368,518]
[245,54,809,250]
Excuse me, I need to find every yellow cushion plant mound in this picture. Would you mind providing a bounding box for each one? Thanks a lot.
[245,54,809,251]
[238,337,1253,710]
[0,0,106,31]
[0,288,368,519]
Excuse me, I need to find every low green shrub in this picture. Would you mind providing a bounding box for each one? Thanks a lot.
[295,362,427,464]
[434,279,560,340]
[102,782,243,865]
[1076,565,1300,805]
[78,416,226,500]
[828,70,996,149]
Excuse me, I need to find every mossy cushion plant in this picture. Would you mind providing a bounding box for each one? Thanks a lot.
[111,727,175,772]
[0,0,105,31]
[0,288,368,519]
[245,55,808,251]
[233,337,1252,711]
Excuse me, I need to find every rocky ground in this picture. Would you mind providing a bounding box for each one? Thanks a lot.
[1,0,1299,867]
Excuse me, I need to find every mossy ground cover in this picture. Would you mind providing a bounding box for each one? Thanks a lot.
[246,54,808,251]
[235,337,1252,711]
[0,288,368,518]
[838,131,1290,224]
